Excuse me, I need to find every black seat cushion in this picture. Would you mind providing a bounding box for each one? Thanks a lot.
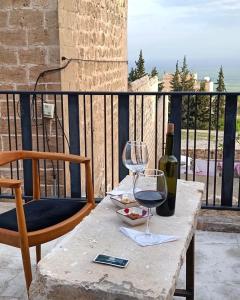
[0,199,86,232]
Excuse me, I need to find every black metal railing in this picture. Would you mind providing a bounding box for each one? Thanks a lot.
[0,91,239,210]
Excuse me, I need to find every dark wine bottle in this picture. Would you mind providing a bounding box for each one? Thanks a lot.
[156,123,178,216]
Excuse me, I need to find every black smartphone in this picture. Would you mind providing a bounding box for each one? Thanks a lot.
[93,254,129,268]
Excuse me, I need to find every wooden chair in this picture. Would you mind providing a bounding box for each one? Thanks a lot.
[0,150,95,293]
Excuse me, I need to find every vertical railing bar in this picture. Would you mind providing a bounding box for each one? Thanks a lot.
[118,94,129,181]
[213,95,220,205]
[33,93,40,193]
[104,95,107,193]
[20,93,33,199]
[6,94,13,194]
[54,94,60,197]
[41,93,47,197]
[83,95,87,156]
[61,94,66,197]
[83,95,87,199]
[238,94,240,206]
[90,94,94,188]
[186,95,190,180]
[141,94,144,142]
[238,177,240,207]
[111,94,114,189]
[154,95,158,168]
[134,95,137,140]
[169,94,182,178]
[206,95,212,206]
[34,94,39,151]
[68,93,81,198]
[12,94,19,179]
[7,94,13,180]
[221,94,237,206]
[237,94,240,207]
[193,95,197,181]
[162,95,165,156]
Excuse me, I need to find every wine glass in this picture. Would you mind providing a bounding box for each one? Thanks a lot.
[122,141,149,185]
[133,169,167,244]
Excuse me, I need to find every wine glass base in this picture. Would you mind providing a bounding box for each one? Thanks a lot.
[135,232,160,244]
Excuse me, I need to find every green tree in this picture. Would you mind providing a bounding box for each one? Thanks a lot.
[170,61,181,91]
[128,50,147,82]
[128,67,136,82]
[197,81,210,129]
[150,66,158,78]
[158,81,164,92]
[170,57,195,92]
[180,56,195,91]
[216,66,226,92]
[135,49,146,79]
[213,66,226,129]
[170,57,196,128]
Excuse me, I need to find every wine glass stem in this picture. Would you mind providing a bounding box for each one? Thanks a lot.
[146,208,151,235]
[132,171,136,184]
[132,171,137,193]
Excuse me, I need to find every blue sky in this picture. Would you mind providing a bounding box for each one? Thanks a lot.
[128,0,240,69]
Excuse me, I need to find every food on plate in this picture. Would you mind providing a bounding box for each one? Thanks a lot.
[121,195,135,204]
[127,213,140,220]
[124,208,147,219]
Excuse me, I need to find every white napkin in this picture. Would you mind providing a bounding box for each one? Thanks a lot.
[120,226,178,247]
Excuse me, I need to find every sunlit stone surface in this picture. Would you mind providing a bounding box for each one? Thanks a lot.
[29,177,205,299]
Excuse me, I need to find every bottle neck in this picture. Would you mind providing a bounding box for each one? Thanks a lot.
[165,133,174,155]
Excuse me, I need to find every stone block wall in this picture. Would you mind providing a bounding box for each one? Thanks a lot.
[58,0,128,196]
[0,0,128,197]
[0,0,61,196]
[0,0,60,91]
[58,0,128,91]
[128,75,168,169]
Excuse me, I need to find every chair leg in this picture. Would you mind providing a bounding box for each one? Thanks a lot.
[14,187,32,291]
[36,245,41,263]
[20,242,32,291]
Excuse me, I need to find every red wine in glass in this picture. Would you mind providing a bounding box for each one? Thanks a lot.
[133,169,167,244]
[134,190,166,208]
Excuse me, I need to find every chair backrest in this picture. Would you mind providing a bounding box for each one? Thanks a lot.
[0,151,89,165]
[0,151,23,166]
[0,150,94,204]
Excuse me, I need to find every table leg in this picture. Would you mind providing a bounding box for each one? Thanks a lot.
[186,234,194,300]
[174,234,195,299]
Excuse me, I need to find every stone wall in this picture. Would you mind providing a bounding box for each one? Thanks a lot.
[58,0,128,196]
[0,0,128,197]
[0,0,61,196]
[58,0,128,91]
[128,75,168,168]
[0,0,60,92]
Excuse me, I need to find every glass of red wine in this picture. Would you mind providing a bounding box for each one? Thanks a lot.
[133,169,167,244]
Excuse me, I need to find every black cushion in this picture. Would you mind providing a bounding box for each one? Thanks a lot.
[0,199,86,232]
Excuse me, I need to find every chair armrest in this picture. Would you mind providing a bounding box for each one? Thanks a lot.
[0,178,22,188]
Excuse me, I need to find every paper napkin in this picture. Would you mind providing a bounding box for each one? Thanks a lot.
[120,226,178,247]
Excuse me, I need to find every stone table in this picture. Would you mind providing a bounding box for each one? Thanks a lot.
[30,177,204,300]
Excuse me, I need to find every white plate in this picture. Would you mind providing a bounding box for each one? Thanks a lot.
[116,207,150,226]
[111,195,138,209]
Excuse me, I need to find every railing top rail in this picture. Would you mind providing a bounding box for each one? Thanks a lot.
[0,91,240,96]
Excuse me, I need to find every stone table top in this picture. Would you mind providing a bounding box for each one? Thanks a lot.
[30,177,204,300]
